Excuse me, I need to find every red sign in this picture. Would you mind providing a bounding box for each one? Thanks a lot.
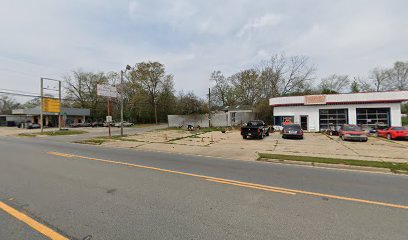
[305,95,326,105]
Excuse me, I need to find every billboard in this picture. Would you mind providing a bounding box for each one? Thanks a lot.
[97,84,118,98]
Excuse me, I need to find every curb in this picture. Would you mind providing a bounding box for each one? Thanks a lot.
[258,158,393,174]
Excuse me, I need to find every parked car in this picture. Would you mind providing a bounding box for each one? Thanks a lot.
[241,120,270,139]
[69,122,81,128]
[282,124,303,139]
[338,124,367,142]
[359,125,375,135]
[377,126,408,140]
[91,121,104,127]
[370,124,389,134]
[27,123,41,129]
[114,121,134,127]
[103,121,115,127]
[82,122,92,127]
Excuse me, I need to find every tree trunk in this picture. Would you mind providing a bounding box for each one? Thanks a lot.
[154,102,158,124]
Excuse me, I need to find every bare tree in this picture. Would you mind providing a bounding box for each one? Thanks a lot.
[64,70,111,119]
[258,54,316,97]
[386,61,408,90]
[0,95,20,114]
[210,71,238,107]
[319,74,350,93]
[369,67,388,92]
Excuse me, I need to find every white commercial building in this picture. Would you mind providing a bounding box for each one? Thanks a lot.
[270,91,408,132]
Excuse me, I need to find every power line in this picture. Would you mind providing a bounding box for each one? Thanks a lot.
[0,88,39,96]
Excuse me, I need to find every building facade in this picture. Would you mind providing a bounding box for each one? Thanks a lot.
[270,91,408,132]
[11,107,90,127]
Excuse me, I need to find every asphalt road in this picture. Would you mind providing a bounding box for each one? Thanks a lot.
[0,136,407,240]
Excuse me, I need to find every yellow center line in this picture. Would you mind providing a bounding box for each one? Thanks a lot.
[205,179,296,195]
[0,201,69,240]
[47,151,408,210]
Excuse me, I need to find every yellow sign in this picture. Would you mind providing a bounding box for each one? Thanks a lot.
[42,98,61,113]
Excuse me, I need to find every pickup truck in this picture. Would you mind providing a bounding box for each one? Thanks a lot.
[241,120,270,139]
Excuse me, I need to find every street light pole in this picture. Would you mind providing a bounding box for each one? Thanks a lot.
[120,70,124,137]
[119,65,132,137]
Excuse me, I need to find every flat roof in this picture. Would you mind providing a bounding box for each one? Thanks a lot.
[269,91,408,107]
[12,107,90,116]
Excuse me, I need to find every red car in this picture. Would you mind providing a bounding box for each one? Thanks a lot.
[377,126,408,140]
[338,124,368,142]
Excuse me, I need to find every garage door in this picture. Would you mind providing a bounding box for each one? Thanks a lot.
[319,109,348,131]
[356,108,390,127]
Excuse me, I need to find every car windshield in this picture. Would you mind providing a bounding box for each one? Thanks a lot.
[393,127,408,130]
[283,124,301,130]
[343,125,361,131]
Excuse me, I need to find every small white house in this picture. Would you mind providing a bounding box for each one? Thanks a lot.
[270,91,408,132]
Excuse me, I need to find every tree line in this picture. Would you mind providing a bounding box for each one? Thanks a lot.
[210,54,408,123]
[1,56,407,124]
[63,62,207,124]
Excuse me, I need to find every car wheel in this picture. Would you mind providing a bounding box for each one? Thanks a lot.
[242,135,247,139]
[282,135,285,139]
[387,134,392,140]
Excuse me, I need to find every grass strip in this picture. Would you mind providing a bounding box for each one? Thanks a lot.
[18,130,87,137]
[258,153,408,174]
[74,138,106,145]
[38,130,87,136]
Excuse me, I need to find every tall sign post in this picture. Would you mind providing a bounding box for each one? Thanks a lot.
[40,78,44,133]
[40,77,62,132]
[97,84,118,137]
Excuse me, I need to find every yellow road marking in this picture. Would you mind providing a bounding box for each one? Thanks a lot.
[47,151,408,210]
[0,201,69,240]
[205,179,296,195]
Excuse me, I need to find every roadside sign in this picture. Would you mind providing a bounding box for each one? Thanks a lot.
[106,116,112,123]
[42,98,60,113]
[97,84,117,98]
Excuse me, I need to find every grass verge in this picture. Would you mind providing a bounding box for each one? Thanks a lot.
[74,139,106,145]
[39,130,87,136]
[258,153,408,174]
[18,130,87,137]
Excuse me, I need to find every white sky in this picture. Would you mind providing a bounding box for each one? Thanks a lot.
[1,0,407,100]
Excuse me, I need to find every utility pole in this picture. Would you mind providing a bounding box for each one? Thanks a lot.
[208,87,211,128]
[58,80,61,130]
[120,70,124,136]
[108,96,111,137]
[40,78,44,133]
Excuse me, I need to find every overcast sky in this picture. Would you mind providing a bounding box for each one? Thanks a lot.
[1,0,407,99]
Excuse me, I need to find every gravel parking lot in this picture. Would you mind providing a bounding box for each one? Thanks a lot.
[3,126,406,163]
[87,128,408,163]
